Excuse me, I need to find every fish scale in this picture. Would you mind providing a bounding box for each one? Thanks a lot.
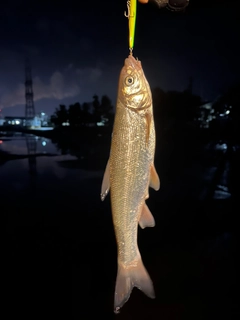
[111,104,149,258]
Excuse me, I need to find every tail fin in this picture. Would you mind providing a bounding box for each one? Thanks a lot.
[114,258,155,314]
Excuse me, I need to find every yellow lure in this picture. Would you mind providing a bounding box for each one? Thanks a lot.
[124,0,137,53]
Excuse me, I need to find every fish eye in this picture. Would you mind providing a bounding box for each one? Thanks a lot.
[125,76,134,86]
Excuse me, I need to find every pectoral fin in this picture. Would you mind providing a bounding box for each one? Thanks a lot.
[100,159,110,201]
[149,164,160,191]
[139,203,155,229]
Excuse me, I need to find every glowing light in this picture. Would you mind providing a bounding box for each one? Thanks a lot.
[225,110,230,115]
[15,120,20,124]
[0,140,2,144]
[42,141,47,146]
[216,143,227,151]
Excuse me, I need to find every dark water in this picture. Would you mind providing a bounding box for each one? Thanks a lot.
[1,131,238,319]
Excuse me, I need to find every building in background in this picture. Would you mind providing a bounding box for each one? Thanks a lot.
[37,112,50,126]
[0,109,4,126]
[0,113,52,130]
[2,116,40,128]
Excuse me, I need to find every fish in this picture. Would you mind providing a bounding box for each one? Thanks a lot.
[101,55,160,313]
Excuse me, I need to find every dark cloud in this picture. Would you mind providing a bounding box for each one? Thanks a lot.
[0,64,102,109]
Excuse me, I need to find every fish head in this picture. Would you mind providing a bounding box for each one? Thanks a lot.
[118,55,152,111]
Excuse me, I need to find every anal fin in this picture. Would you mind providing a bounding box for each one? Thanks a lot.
[149,164,160,191]
[139,203,155,229]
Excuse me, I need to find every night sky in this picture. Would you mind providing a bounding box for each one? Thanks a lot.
[0,0,239,117]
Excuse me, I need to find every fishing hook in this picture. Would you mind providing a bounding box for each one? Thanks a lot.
[124,1,131,18]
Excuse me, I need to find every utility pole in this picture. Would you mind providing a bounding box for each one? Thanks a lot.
[25,58,35,123]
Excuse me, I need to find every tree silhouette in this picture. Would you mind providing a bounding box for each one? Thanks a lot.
[100,95,113,115]
[99,95,114,125]
[92,94,113,125]
[51,104,68,126]
[68,102,82,127]
[82,102,92,126]
[92,94,101,123]
[152,86,202,133]
[49,88,203,131]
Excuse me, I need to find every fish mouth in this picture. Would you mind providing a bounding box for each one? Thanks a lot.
[124,55,142,71]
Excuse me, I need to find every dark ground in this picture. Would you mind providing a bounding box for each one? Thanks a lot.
[3,200,238,319]
[2,126,239,319]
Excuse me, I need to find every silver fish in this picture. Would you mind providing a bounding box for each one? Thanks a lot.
[101,55,160,313]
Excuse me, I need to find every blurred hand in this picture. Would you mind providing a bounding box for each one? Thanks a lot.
[138,0,168,6]
[138,0,189,10]
[138,0,190,10]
